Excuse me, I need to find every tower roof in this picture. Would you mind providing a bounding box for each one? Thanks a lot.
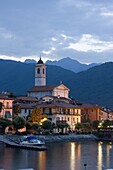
[37,57,44,64]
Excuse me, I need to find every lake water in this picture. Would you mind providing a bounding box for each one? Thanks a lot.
[0,141,113,170]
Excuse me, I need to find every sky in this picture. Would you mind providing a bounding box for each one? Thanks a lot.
[0,0,113,63]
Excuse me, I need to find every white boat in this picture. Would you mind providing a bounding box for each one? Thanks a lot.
[20,136,45,146]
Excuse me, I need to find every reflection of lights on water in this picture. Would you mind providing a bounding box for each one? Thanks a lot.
[70,143,81,170]
[70,143,75,170]
[38,152,46,170]
[100,141,103,145]
[106,143,112,167]
[98,142,112,170]
[109,142,112,145]
[98,143,102,170]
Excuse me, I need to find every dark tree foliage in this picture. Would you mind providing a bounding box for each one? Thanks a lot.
[41,120,52,130]
[13,116,25,132]
[0,118,12,134]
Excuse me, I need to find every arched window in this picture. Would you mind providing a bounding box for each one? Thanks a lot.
[43,68,45,74]
[37,68,40,74]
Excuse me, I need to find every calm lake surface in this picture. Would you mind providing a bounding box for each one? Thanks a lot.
[0,141,113,170]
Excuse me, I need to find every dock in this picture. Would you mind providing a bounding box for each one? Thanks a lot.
[0,137,47,151]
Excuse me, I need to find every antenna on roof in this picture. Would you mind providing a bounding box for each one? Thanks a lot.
[40,54,41,60]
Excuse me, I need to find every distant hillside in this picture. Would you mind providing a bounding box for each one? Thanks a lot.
[0,59,35,94]
[0,59,113,108]
[46,57,99,73]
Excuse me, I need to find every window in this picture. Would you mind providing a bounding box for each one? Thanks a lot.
[37,68,40,74]
[5,111,11,118]
[6,102,9,108]
[43,68,45,74]
[56,117,60,121]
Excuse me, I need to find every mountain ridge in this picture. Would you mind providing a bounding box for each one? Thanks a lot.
[46,57,100,73]
[0,59,113,108]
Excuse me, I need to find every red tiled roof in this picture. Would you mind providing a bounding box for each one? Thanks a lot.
[28,85,55,92]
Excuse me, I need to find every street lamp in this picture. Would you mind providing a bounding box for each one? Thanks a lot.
[84,164,87,170]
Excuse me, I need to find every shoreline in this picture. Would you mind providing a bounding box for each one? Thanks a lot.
[37,134,99,143]
[0,134,99,143]
[1,134,113,143]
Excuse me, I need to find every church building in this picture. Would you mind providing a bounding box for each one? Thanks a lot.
[28,58,70,99]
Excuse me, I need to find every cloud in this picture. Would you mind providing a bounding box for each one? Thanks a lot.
[67,34,113,52]
[42,47,56,55]
[51,37,57,41]
[60,34,73,40]
[0,54,48,63]
[100,11,113,17]
[99,6,113,17]
[0,27,15,40]
[59,0,91,9]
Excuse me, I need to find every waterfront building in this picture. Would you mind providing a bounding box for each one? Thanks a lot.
[16,58,81,129]
[13,57,112,129]
[28,57,70,99]
[0,94,13,120]
[38,96,81,130]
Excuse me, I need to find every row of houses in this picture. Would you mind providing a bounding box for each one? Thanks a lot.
[0,57,112,130]
[0,93,112,130]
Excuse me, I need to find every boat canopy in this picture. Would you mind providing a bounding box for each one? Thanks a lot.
[26,136,37,140]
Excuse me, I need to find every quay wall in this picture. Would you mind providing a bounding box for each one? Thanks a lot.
[0,134,99,143]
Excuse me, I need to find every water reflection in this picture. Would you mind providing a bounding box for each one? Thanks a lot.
[37,152,46,170]
[98,142,103,170]
[70,143,76,170]
[97,142,113,170]
[0,141,113,170]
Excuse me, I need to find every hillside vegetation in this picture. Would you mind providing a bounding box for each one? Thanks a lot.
[0,59,113,108]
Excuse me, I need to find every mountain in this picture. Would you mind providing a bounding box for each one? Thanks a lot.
[0,59,113,108]
[46,57,99,73]
[24,59,36,64]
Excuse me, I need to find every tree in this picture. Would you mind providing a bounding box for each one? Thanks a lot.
[57,122,69,133]
[13,104,21,116]
[92,120,100,129]
[82,122,91,129]
[13,116,25,132]
[29,107,47,124]
[42,120,52,131]
[31,123,40,131]
[0,118,12,134]
[102,119,111,128]
[0,102,4,112]
[75,123,83,130]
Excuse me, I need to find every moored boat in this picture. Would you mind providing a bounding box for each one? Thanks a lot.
[20,136,45,146]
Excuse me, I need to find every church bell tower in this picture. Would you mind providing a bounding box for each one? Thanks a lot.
[35,57,46,86]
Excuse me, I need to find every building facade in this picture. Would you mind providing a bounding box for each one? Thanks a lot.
[0,95,13,120]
